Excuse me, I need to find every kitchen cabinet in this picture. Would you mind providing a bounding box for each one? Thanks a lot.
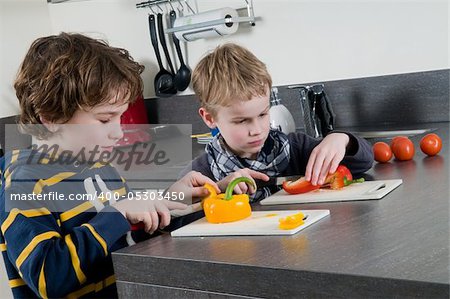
[112,122,449,298]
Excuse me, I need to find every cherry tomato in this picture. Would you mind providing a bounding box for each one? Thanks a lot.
[391,137,415,161]
[420,133,442,156]
[390,136,409,151]
[373,142,392,163]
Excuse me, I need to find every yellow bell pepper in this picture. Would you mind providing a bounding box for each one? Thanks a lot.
[203,177,255,224]
[278,212,306,230]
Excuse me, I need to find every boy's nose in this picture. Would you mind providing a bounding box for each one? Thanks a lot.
[248,120,262,136]
[108,122,124,141]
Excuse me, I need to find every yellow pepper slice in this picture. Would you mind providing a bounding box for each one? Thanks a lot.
[278,212,306,230]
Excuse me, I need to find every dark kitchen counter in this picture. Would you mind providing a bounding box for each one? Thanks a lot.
[112,122,449,298]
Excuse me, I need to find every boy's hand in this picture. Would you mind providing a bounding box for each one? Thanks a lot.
[218,168,269,195]
[305,133,350,186]
[90,175,183,233]
[113,199,187,234]
[114,171,218,233]
[169,171,221,199]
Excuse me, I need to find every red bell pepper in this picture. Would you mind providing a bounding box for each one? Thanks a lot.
[324,170,345,189]
[282,165,364,194]
[282,177,320,194]
[335,165,352,181]
[323,165,364,189]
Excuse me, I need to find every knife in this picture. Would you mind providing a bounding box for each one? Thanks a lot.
[256,175,302,188]
[130,202,203,231]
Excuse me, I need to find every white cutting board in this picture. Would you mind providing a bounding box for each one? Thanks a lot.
[171,210,330,237]
[260,179,403,205]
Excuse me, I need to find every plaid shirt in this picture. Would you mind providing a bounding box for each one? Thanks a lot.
[206,129,290,201]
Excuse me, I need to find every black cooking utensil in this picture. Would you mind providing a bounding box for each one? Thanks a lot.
[148,14,176,97]
[169,10,191,91]
[157,13,175,75]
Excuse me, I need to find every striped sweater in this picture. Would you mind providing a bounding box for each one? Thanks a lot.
[0,149,133,298]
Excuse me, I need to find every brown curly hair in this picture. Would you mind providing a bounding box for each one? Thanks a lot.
[192,43,272,117]
[14,32,144,139]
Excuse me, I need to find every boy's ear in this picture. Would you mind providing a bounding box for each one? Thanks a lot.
[198,108,217,129]
[39,116,59,133]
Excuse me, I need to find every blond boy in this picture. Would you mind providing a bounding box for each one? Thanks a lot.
[181,43,373,200]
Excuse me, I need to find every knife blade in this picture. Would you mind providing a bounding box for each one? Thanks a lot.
[256,175,302,188]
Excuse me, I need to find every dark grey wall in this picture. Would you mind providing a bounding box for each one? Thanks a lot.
[144,69,449,133]
[1,69,449,156]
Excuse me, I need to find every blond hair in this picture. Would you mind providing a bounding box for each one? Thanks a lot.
[14,32,144,139]
[192,43,272,116]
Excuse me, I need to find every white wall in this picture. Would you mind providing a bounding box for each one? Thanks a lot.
[0,1,50,292]
[0,0,52,118]
[192,0,449,85]
[0,0,448,119]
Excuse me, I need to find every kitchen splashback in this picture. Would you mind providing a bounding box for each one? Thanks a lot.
[1,69,447,155]
[144,69,449,133]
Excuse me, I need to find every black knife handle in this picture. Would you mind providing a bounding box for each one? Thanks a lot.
[255,178,277,189]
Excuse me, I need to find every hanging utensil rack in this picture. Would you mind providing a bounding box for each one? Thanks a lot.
[136,0,256,35]
[137,0,197,14]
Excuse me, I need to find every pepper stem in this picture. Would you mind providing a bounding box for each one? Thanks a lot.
[224,177,257,200]
[344,177,365,186]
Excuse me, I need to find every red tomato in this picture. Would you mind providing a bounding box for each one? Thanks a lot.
[420,133,442,156]
[373,142,392,163]
[391,137,415,161]
[390,136,409,151]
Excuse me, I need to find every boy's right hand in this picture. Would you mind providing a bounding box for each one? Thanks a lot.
[305,132,349,185]
[113,199,187,234]
[218,168,269,195]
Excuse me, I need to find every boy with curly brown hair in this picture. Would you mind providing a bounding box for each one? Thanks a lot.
[0,32,217,298]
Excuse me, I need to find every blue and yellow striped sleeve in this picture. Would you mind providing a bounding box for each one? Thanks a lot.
[1,165,131,298]
[1,202,130,298]
[0,153,134,298]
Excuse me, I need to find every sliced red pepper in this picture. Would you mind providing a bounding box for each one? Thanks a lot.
[324,165,364,189]
[324,171,345,190]
[282,177,320,194]
[335,165,352,181]
[282,165,364,194]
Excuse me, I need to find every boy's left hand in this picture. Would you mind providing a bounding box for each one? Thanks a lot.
[217,168,269,195]
[168,171,221,201]
[305,133,350,186]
